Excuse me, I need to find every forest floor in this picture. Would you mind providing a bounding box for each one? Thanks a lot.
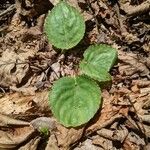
[0,0,150,149]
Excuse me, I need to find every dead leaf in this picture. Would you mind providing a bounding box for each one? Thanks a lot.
[118,51,149,77]
[140,87,150,94]
[0,49,30,87]
[74,139,100,150]
[0,113,29,127]
[31,117,56,132]
[19,136,41,150]
[97,126,128,143]
[132,79,150,88]
[92,136,113,150]
[126,131,145,146]
[56,124,84,149]
[0,125,35,149]
[45,134,59,150]
[85,90,123,135]
[0,91,50,117]
[0,93,36,115]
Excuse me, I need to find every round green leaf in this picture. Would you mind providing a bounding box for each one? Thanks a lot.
[79,44,117,82]
[49,76,101,127]
[44,1,85,49]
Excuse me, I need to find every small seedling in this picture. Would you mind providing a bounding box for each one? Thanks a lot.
[45,1,117,127]
[39,127,49,136]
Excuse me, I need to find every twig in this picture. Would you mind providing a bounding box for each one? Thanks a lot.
[0,4,15,18]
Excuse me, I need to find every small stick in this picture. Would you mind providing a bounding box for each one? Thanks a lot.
[0,4,15,18]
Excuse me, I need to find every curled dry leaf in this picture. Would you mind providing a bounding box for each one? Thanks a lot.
[118,51,149,77]
[0,93,36,115]
[120,0,150,17]
[92,136,113,150]
[0,113,29,127]
[0,49,30,87]
[134,93,150,115]
[0,124,35,149]
[97,126,128,143]
[124,131,145,147]
[45,134,59,150]
[0,91,50,117]
[56,123,84,148]
[132,80,150,88]
[19,136,41,150]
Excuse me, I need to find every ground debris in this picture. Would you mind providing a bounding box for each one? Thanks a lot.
[19,136,41,150]
[0,0,150,149]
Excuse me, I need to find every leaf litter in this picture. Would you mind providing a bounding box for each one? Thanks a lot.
[0,0,150,149]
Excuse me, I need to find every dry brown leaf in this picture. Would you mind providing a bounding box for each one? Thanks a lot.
[32,91,50,113]
[138,114,150,124]
[133,93,150,115]
[123,139,139,150]
[97,126,128,143]
[123,131,146,150]
[143,124,150,138]
[45,134,59,150]
[19,136,41,150]
[92,136,113,150]
[0,49,30,87]
[132,80,150,88]
[120,0,150,17]
[74,139,100,150]
[0,113,29,127]
[140,87,150,94]
[0,91,50,117]
[0,93,36,115]
[0,13,51,90]
[118,51,149,77]
[85,90,123,134]
[142,96,150,109]
[56,124,84,149]
[0,125,35,149]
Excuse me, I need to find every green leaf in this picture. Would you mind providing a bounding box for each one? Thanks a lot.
[49,76,101,127]
[44,1,85,49]
[80,60,112,82]
[79,44,117,82]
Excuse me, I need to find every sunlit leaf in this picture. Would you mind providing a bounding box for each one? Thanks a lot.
[49,76,101,127]
[44,1,85,49]
[80,44,117,82]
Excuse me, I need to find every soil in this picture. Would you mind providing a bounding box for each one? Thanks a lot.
[0,0,150,149]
